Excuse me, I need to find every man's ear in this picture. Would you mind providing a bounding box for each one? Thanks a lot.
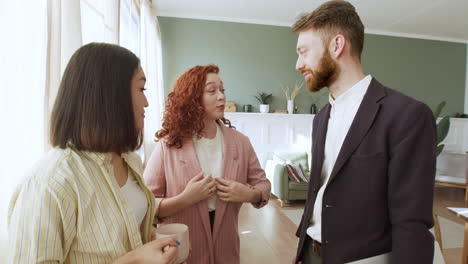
[329,34,346,59]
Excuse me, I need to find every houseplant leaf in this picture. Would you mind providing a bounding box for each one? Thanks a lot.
[435,144,445,156]
[263,94,272,104]
[433,101,446,119]
[254,95,263,104]
[436,116,450,144]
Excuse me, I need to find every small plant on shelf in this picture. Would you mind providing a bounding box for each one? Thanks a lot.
[254,92,273,113]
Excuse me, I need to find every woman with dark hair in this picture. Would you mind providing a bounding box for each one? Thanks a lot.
[8,43,179,264]
[144,64,271,264]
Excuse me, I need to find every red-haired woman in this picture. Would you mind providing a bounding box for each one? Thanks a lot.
[144,64,271,264]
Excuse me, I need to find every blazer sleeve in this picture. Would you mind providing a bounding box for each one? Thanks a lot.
[143,141,167,224]
[243,136,271,208]
[388,103,436,263]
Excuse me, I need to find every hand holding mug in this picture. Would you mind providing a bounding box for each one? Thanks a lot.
[156,224,190,264]
[113,237,178,264]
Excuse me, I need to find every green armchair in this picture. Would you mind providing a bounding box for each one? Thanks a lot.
[265,152,310,206]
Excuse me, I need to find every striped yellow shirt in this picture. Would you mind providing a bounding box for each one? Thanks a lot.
[7,147,156,263]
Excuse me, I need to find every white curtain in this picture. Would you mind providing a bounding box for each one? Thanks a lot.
[45,0,83,148]
[81,0,120,45]
[0,0,83,258]
[103,0,120,44]
[0,1,48,255]
[139,0,165,163]
[120,0,140,55]
[0,0,165,257]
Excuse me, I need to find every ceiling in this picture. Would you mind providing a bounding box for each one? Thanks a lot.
[153,0,468,44]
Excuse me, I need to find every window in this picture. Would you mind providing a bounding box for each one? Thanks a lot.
[120,0,141,56]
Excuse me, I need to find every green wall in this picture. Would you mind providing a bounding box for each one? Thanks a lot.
[159,17,467,115]
[363,35,466,116]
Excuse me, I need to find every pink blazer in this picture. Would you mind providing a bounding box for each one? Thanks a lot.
[144,125,271,264]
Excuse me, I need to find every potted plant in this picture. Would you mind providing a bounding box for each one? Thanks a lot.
[432,101,451,156]
[254,92,272,113]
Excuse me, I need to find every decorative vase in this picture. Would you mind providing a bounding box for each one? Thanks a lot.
[287,100,294,114]
[259,104,269,113]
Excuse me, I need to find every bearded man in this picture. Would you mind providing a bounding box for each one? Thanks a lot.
[292,1,437,264]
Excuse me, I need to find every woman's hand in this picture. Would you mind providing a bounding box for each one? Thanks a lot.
[181,172,216,204]
[215,178,261,203]
[157,172,217,218]
[113,237,178,264]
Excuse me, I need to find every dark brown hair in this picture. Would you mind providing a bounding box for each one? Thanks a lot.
[156,64,232,148]
[292,0,364,59]
[50,42,143,153]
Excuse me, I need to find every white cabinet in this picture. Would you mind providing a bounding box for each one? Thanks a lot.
[440,118,468,153]
[224,113,314,168]
[224,113,468,168]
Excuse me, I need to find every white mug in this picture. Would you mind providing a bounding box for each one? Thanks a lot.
[156,223,190,263]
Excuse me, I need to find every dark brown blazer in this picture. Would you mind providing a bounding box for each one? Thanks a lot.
[295,78,437,263]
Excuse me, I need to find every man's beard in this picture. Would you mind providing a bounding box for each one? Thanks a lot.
[303,50,339,92]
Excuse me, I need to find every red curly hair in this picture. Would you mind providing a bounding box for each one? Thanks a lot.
[156,64,233,148]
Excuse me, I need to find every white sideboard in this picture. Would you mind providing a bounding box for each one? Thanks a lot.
[224,113,314,168]
[440,118,468,154]
[224,113,468,168]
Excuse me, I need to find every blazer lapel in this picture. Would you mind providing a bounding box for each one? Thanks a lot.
[303,105,330,223]
[312,104,331,186]
[328,78,386,183]
[213,125,239,243]
[181,138,214,247]
[178,139,203,181]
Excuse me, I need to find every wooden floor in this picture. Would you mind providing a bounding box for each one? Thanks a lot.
[434,187,465,264]
[239,197,300,264]
[239,187,465,264]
